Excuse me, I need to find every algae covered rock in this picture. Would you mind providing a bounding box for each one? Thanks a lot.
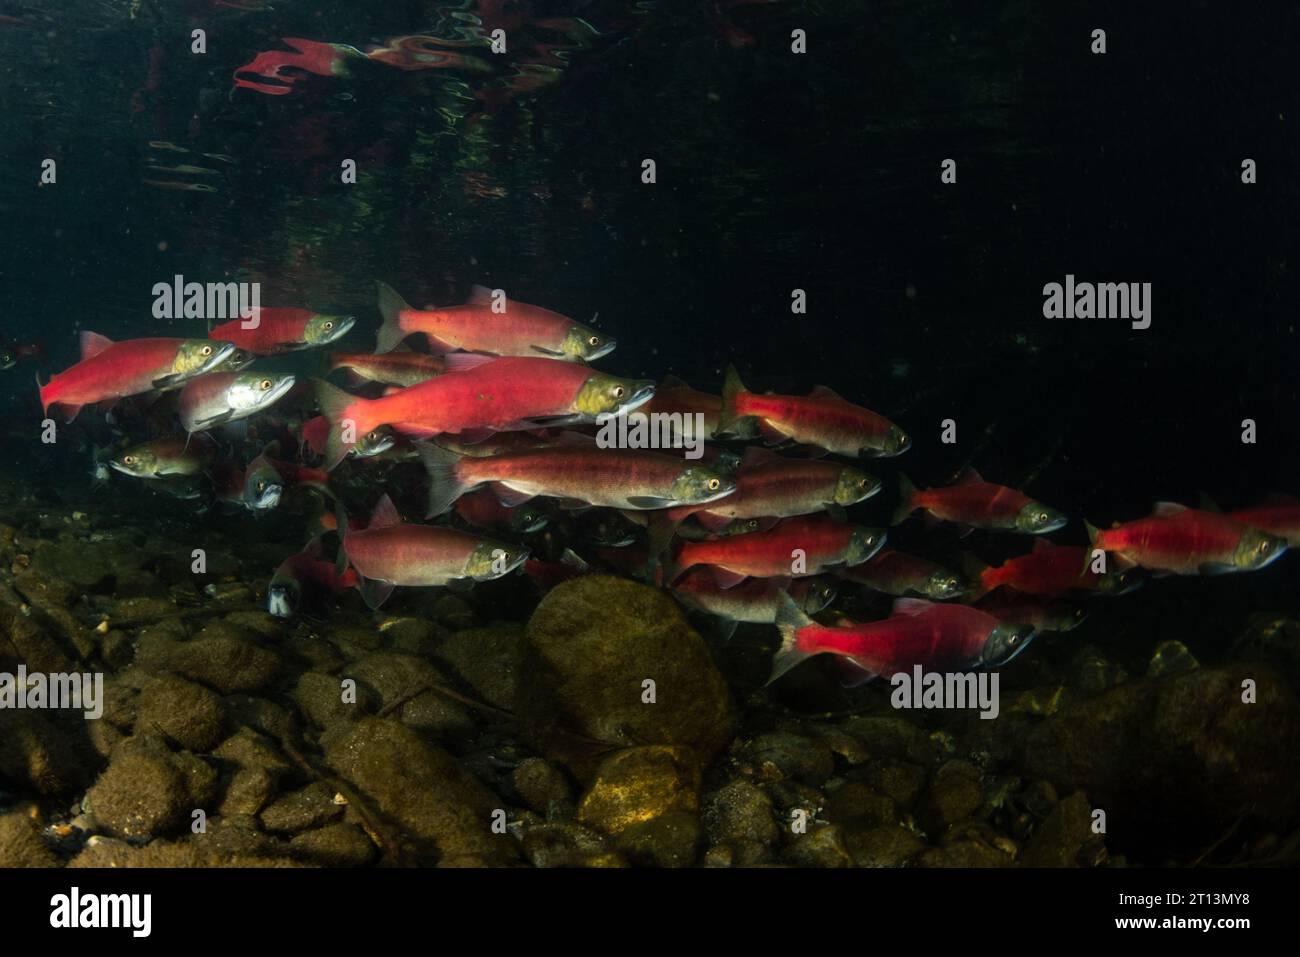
[165,622,281,694]
[518,576,735,776]
[0,810,61,867]
[135,674,226,752]
[324,717,517,865]
[577,745,701,836]
[1024,665,1300,855]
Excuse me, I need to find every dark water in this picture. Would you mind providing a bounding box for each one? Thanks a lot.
[0,0,1297,869]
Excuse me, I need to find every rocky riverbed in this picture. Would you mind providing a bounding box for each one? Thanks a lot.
[2,477,1300,868]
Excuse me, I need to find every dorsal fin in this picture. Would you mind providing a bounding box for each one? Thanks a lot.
[892,597,933,617]
[467,284,500,306]
[1031,538,1053,553]
[80,331,114,360]
[369,494,403,529]
[1152,501,1188,517]
[955,467,985,486]
[809,384,844,400]
[1195,490,1222,513]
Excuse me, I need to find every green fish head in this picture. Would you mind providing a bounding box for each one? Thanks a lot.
[722,517,764,536]
[0,347,15,369]
[266,572,300,618]
[798,577,838,614]
[352,427,397,458]
[242,460,284,510]
[465,540,530,581]
[834,466,882,505]
[560,324,617,361]
[670,466,736,506]
[845,526,887,565]
[228,371,296,413]
[981,622,1035,666]
[574,374,655,418]
[508,506,549,534]
[870,425,911,457]
[925,570,967,600]
[1094,568,1143,596]
[1015,502,1068,534]
[303,314,355,347]
[1233,529,1288,570]
[214,348,256,372]
[110,445,161,478]
[175,339,235,378]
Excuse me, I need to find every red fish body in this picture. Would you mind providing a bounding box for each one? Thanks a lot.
[840,549,966,599]
[337,495,528,608]
[670,514,885,585]
[328,350,447,387]
[1227,497,1300,547]
[770,595,1033,683]
[893,469,1067,534]
[672,569,835,625]
[1088,503,1286,576]
[312,356,654,468]
[664,448,879,529]
[39,333,234,419]
[719,365,909,457]
[973,540,1108,597]
[640,376,723,438]
[375,282,612,361]
[209,308,353,355]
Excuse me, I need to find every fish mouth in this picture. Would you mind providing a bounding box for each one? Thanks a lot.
[321,316,356,344]
[587,338,617,361]
[617,382,656,415]
[201,341,237,373]
[255,375,297,410]
[109,461,147,478]
[267,586,294,617]
[249,485,283,510]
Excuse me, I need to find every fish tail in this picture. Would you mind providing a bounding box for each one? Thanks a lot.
[959,552,992,599]
[716,363,755,438]
[312,378,366,470]
[375,281,412,354]
[35,372,49,415]
[1083,520,1102,573]
[891,473,918,526]
[768,590,815,685]
[417,441,468,517]
[645,512,680,567]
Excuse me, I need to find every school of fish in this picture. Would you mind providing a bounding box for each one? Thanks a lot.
[33,279,1294,689]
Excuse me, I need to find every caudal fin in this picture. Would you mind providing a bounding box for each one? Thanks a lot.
[767,590,815,685]
[959,552,992,599]
[716,364,756,438]
[416,442,468,517]
[891,473,918,526]
[312,378,365,470]
[375,281,412,354]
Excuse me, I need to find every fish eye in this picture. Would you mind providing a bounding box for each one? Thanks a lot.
[707,478,720,491]
[257,481,266,492]
[859,478,870,488]
[613,386,625,398]
[588,335,600,346]
[201,345,213,356]
[124,455,136,465]
[1037,512,1048,522]
[323,321,334,331]
[260,378,273,390]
